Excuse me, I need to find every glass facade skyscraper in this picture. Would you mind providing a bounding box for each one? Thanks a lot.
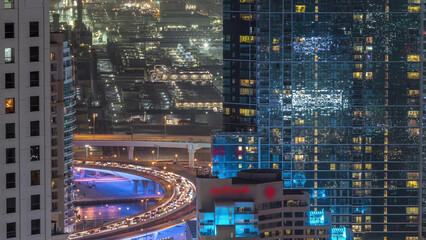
[214,1,423,239]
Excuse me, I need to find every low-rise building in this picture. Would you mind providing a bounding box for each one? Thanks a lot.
[196,169,352,240]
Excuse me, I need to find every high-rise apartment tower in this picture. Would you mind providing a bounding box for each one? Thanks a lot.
[214,1,423,239]
[0,0,52,239]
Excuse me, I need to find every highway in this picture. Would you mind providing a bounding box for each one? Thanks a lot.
[68,160,196,240]
[74,134,211,144]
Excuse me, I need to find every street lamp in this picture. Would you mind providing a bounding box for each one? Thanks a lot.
[163,115,167,136]
[92,113,98,136]
[152,150,155,160]
[85,145,90,158]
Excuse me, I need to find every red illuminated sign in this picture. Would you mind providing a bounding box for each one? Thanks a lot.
[210,185,250,195]
[264,185,276,200]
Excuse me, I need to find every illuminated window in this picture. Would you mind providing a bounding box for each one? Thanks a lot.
[408,55,420,62]
[353,72,363,79]
[408,90,419,97]
[5,98,15,114]
[314,55,318,61]
[273,39,279,44]
[353,14,363,21]
[240,88,253,95]
[50,52,56,60]
[295,137,305,144]
[366,216,371,223]
[273,163,279,169]
[408,172,419,179]
[314,147,318,153]
[353,164,362,170]
[315,15,318,21]
[239,108,255,116]
[406,207,419,214]
[366,37,373,44]
[354,111,362,117]
[352,225,362,233]
[355,216,362,223]
[354,46,363,52]
[365,72,373,80]
[272,45,280,53]
[408,6,420,12]
[238,164,242,169]
[239,13,254,21]
[407,181,418,188]
[365,225,371,231]
[225,108,230,115]
[315,6,318,12]
[407,72,419,79]
[354,64,363,70]
[353,181,361,188]
[408,111,418,118]
[5,47,14,63]
[295,119,304,126]
[295,5,305,12]
[354,55,362,61]
[295,155,304,161]
[365,164,372,170]
[353,146,361,152]
[407,236,419,240]
[295,37,305,43]
[330,164,335,171]
[238,155,242,160]
[365,146,372,153]
[283,90,291,95]
[239,35,255,43]
[240,79,255,87]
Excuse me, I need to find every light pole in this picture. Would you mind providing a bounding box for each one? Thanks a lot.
[85,145,90,158]
[152,150,155,160]
[92,113,98,136]
[163,115,167,136]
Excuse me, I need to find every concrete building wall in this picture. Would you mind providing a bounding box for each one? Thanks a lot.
[0,0,52,239]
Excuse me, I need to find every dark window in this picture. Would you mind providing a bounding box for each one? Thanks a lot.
[5,123,15,139]
[31,195,40,210]
[6,222,16,238]
[29,22,39,37]
[295,221,304,226]
[30,145,40,161]
[29,47,39,62]
[30,121,39,136]
[31,170,40,186]
[30,71,39,87]
[6,173,15,188]
[6,198,15,213]
[5,23,14,38]
[31,219,40,235]
[295,230,304,235]
[30,96,39,112]
[6,148,15,164]
[295,212,304,218]
[283,212,293,218]
[284,221,292,226]
[5,73,14,88]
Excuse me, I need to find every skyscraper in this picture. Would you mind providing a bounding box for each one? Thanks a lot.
[50,32,76,234]
[214,1,422,239]
[0,0,52,239]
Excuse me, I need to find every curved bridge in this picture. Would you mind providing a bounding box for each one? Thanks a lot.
[69,160,196,240]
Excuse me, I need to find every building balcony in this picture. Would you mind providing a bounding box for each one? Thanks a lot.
[236,233,258,238]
